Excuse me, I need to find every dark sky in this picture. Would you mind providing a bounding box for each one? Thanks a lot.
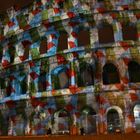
[0,0,33,12]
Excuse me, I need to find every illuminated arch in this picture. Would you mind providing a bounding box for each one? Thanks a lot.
[77,62,94,87]
[51,65,70,90]
[133,104,140,132]
[81,106,97,134]
[106,106,123,133]
[53,109,70,134]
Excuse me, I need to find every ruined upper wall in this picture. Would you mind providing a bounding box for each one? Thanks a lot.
[0,0,139,40]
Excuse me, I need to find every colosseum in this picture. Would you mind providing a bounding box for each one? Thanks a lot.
[0,0,140,138]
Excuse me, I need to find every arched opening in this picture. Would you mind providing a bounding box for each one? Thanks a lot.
[0,111,9,136]
[0,78,5,98]
[8,44,15,64]
[81,106,96,134]
[51,66,69,90]
[5,78,12,97]
[19,72,28,95]
[0,46,3,63]
[14,101,27,136]
[38,60,49,92]
[134,104,140,132]
[77,62,94,87]
[30,109,47,135]
[122,23,138,41]
[38,72,47,92]
[2,116,9,136]
[40,37,47,55]
[77,30,90,47]
[107,109,122,133]
[103,63,120,85]
[53,109,70,134]
[128,61,140,83]
[29,28,40,43]
[16,13,28,29]
[57,32,68,51]
[13,114,26,136]
[30,98,51,135]
[98,23,114,44]
[21,40,31,61]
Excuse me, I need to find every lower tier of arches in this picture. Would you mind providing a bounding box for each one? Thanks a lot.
[0,91,140,136]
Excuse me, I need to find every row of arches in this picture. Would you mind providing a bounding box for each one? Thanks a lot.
[0,104,140,136]
[0,59,139,98]
[40,104,140,135]
[50,60,140,91]
[103,61,140,84]
[1,59,140,97]
[0,21,138,66]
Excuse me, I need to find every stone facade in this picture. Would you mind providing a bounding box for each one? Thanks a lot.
[0,0,140,136]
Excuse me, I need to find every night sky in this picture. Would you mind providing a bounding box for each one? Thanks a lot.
[0,0,33,12]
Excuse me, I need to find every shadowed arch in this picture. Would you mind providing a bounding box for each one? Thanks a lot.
[103,63,120,85]
[128,61,140,83]
[98,22,114,44]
